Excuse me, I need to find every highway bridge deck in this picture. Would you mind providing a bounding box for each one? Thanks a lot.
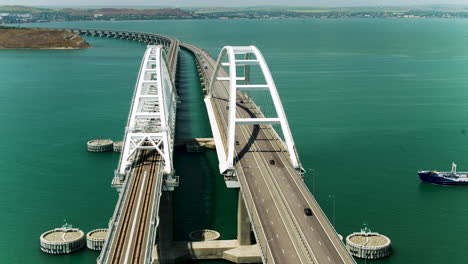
[181,43,356,264]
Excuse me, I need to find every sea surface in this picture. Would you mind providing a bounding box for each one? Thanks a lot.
[1,18,468,263]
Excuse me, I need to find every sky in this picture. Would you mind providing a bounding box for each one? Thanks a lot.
[0,0,467,7]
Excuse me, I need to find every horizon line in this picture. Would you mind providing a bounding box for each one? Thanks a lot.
[1,4,468,9]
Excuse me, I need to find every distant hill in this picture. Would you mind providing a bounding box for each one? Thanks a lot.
[62,8,189,17]
[0,5,190,16]
[0,4,467,22]
[0,5,51,13]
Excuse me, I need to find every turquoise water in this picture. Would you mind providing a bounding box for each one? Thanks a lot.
[2,18,468,263]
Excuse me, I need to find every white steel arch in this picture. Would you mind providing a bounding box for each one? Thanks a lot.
[208,46,302,174]
[116,45,177,180]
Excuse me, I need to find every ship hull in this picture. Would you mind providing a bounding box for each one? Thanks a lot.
[418,172,468,185]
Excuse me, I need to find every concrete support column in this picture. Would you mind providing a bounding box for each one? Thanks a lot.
[237,190,251,246]
[155,192,174,264]
[160,192,173,243]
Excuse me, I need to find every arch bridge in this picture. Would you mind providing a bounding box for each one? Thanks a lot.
[34,27,356,264]
[183,43,356,264]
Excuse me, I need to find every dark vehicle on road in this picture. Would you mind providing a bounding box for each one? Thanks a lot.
[304,208,313,216]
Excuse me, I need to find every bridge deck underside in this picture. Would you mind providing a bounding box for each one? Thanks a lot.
[106,150,163,264]
[182,43,354,264]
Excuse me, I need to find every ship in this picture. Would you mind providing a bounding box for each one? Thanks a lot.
[418,162,468,185]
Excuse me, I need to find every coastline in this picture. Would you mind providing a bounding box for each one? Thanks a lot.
[0,47,89,50]
[0,28,91,50]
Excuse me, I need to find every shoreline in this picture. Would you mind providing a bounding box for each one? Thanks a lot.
[0,47,89,50]
[3,16,468,26]
[0,28,91,50]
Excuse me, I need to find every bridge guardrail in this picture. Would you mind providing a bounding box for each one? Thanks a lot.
[236,167,272,263]
[98,166,134,264]
[145,166,164,263]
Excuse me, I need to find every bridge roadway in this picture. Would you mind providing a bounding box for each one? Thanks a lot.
[181,43,356,264]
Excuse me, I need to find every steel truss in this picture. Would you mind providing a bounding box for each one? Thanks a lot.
[208,46,303,175]
[117,45,177,180]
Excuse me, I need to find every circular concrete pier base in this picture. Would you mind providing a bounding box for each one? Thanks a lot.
[346,226,391,259]
[189,229,221,241]
[40,226,85,254]
[86,229,108,250]
[87,139,113,152]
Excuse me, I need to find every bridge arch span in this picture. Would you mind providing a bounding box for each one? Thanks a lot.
[208,46,303,175]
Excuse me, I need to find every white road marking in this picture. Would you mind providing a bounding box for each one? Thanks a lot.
[282,248,285,254]
[276,233,279,238]
[229,91,304,262]
[319,241,322,246]
[123,172,148,264]
[266,209,269,214]
[275,150,350,264]
[311,227,314,232]
[328,256,331,262]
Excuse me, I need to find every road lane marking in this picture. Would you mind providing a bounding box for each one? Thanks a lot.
[311,227,314,232]
[282,248,285,254]
[272,143,350,264]
[276,233,279,238]
[234,100,302,263]
[248,133,315,264]
[319,241,322,246]
[328,256,331,262]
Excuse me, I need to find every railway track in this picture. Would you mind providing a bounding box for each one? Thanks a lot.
[109,150,147,263]
[107,149,161,264]
[131,151,158,263]
[167,39,179,75]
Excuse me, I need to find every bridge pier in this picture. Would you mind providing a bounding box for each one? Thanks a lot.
[237,191,252,246]
[152,190,261,264]
[153,240,261,264]
[154,192,174,264]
